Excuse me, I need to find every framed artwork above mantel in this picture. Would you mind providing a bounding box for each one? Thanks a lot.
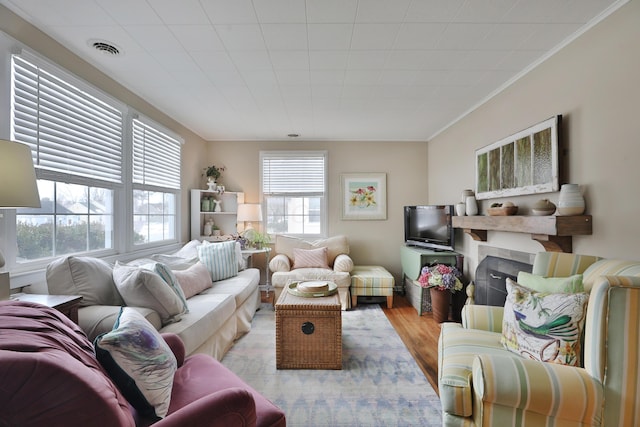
[475,115,561,200]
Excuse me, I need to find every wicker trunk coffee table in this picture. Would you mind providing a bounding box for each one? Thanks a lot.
[275,287,342,370]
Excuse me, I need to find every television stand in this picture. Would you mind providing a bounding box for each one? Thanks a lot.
[400,246,463,316]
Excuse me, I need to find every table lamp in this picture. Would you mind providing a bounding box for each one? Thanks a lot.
[237,203,263,231]
[0,139,41,268]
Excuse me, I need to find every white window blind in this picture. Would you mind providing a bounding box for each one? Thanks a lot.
[262,153,325,194]
[132,119,181,190]
[11,54,123,183]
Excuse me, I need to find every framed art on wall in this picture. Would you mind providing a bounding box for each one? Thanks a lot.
[475,115,561,200]
[341,173,387,220]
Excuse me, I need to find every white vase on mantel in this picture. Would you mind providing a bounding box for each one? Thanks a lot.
[465,195,478,216]
[557,184,585,216]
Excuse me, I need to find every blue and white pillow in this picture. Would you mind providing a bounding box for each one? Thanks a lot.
[95,308,177,419]
[197,240,238,282]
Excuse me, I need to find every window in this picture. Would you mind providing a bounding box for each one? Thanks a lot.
[261,151,327,237]
[132,119,181,245]
[9,51,181,266]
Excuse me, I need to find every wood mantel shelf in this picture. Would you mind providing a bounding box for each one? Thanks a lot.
[452,215,592,253]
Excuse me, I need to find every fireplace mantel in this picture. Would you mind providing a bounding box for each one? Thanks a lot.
[452,215,592,253]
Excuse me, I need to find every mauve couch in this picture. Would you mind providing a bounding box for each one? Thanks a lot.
[0,300,286,427]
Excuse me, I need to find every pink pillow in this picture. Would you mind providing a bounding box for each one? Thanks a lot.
[292,247,330,269]
[173,262,212,299]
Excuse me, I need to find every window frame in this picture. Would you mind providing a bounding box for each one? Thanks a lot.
[2,47,182,274]
[260,150,328,238]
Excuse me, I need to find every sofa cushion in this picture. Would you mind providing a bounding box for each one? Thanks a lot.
[197,241,238,282]
[516,271,584,293]
[173,262,213,299]
[112,262,185,325]
[159,293,236,356]
[95,307,177,420]
[292,247,329,269]
[201,268,260,310]
[501,278,588,366]
[46,256,124,307]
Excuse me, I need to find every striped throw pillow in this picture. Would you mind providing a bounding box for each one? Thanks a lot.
[197,241,239,282]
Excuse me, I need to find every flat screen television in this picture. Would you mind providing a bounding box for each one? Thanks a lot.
[404,205,455,251]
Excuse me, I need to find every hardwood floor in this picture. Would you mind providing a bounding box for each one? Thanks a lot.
[261,291,442,394]
[382,294,441,394]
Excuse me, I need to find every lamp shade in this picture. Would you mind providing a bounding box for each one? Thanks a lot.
[0,140,41,208]
[237,204,263,223]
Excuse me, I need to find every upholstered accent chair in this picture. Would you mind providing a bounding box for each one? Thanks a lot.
[268,235,353,310]
[439,252,640,426]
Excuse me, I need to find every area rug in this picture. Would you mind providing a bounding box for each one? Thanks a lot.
[222,304,442,426]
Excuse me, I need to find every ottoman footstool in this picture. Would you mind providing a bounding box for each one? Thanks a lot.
[350,265,395,308]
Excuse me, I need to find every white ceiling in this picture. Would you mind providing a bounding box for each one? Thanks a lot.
[0,0,624,141]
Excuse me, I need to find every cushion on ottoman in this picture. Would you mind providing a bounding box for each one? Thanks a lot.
[350,265,395,296]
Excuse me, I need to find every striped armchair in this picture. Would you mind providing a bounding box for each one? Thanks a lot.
[438,253,640,426]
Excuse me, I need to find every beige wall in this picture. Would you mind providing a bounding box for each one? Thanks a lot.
[208,140,429,280]
[427,0,640,275]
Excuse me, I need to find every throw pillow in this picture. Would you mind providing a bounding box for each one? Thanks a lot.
[112,262,185,325]
[173,239,202,258]
[197,241,238,282]
[46,256,124,307]
[141,262,189,314]
[95,307,177,420]
[501,278,589,366]
[517,271,584,293]
[292,247,330,269]
[173,262,213,298]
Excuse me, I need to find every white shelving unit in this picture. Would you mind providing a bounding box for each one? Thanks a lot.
[190,189,245,241]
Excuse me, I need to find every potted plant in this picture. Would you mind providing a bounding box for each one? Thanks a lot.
[418,264,463,323]
[202,165,226,190]
[247,231,271,249]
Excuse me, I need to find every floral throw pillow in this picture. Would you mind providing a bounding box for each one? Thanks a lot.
[501,278,589,366]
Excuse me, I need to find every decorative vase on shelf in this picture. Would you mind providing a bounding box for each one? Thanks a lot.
[201,198,211,212]
[461,189,475,203]
[557,184,585,216]
[207,177,217,191]
[213,199,222,212]
[429,288,451,323]
[455,202,466,216]
[465,195,478,216]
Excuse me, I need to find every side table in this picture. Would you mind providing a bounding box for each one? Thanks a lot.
[11,293,83,324]
[241,247,272,296]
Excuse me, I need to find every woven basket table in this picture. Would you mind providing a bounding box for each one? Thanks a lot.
[275,288,342,370]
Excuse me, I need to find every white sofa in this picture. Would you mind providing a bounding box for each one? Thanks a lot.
[268,234,354,310]
[45,241,260,360]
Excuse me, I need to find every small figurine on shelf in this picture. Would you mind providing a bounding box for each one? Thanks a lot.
[213,199,222,212]
[203,219,214,236]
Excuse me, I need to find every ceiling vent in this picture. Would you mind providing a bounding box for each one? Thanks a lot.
[88,39,122,56]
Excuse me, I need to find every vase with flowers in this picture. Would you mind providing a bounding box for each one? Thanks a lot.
[418,264,463,323]
[203,165,226,191]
